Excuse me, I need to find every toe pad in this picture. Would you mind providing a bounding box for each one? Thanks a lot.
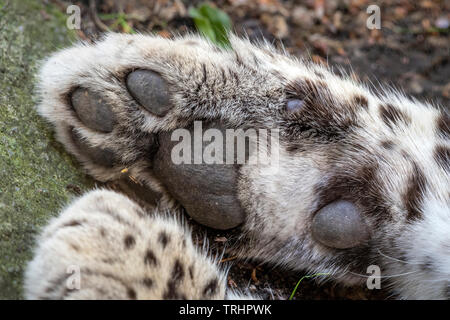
[126,70,172,117]
[71,88,117,133]
[71,129,117,167]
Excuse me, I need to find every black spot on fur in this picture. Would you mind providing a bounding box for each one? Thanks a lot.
[220,68,227,85]
[171,260,185,282]
[158,231,170,249]
[381,140,394,150]
[331,243,377,276]
[61,220,82,228]
[353,95,368,109]
[251,52,260,66]
[44,273,69,294]
[101,206,134,228]
[201,63,207,84]
[316,160,393,224]
[234,51,244,66]
[401,150,412,161]
[271,70,287,82]
[143,278,153,288]
[101,258,117,264]
[286,145,300,153]
[434,145,450,171]
[80,269,136,299]
[284,78,359,142]
[262,48,275,58]
[403,163,426,221]
[99,228,107,237]
[379,104,410,129]
[163,260,185,299]
[231,70,240,85]
[203,278,219,297]
[124,235,136,249]
[189,265,194,280]
[184,40,199,46]
[144,250,158,266]
[127,288,137,300]
[95,288,107,297]
[420,256,433,272]
[436,112,450,139]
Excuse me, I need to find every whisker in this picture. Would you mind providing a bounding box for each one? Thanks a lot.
[377,249,421,265]
[347,270,419,279]
[422,277,448,283]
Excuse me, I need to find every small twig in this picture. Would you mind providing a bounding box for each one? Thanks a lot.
[89,0,110,32]
[115,0,124,15]
[220,256,237,263]
[251,268,259,285]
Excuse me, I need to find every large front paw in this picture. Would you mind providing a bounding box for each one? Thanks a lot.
[37,34,255,230]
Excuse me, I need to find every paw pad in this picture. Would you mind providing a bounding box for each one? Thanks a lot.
[70,129,117,167]
[71,88,117,133]
[154,122,246,230]
[126,70,172,117]
[311,200,370,249]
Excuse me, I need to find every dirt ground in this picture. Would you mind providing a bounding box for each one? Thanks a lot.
[49,0,449,299]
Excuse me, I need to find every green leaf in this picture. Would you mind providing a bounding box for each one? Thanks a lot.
[289,273,330,300]
[189,8,217,43]
[189,3,231,48]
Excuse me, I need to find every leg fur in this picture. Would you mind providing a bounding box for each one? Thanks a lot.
[24,190,235,299]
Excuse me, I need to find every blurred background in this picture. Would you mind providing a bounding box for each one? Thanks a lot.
[55,0,449,106]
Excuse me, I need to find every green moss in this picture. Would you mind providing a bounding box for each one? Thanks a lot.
[0,0,92,299]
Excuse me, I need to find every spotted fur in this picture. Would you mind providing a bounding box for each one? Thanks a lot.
[24,190,239,299]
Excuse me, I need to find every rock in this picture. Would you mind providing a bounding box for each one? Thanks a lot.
[410,79,424,94]
[0,0,93,299]
[442,82,450,98]
[261,14,289,39]
[291,7,315,29]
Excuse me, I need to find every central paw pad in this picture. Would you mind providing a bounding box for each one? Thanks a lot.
[154,122,246,230]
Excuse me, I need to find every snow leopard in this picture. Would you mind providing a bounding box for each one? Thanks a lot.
[24,33,449,300]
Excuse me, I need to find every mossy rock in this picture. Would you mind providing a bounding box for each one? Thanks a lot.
[0,0,93,299]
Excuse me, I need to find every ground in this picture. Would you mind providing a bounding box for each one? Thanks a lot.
[0,0,448,299]
[0,0,93,299]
